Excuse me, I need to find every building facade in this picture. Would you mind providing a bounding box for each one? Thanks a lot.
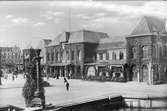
[0,46,22,71]
[45,30,108,78]
[126,16,167,84]
[45,16,167,84]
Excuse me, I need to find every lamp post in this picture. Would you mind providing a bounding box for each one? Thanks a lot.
[31,49,45,108]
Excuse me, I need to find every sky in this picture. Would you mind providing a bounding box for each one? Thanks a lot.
[0,1,167,49]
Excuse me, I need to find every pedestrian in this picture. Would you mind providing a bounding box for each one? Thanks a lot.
[64,77,67,83]
[66,82,69,91]
[12,71,15,81]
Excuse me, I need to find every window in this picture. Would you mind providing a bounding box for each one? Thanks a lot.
[71,50,74,60]
[55,52,57,61]
[159,46,162,57]
[77,50,82,61]
[131,47,135,58]
[119,52,124,60]
[97,53,99,60]
[47,53,50,61]
[99,53,103,60]
[57,52,60,61]
[62,51,66,61]
[165,43,167,56]
[106,52,109,60]
[142,46,149,58]
[103,53,106,60]
[153,45,156,58]
[66,50,69,60]
[112,52,116,60]
[51,52,54,62]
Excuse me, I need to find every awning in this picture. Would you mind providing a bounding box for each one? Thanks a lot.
[49,62,71,66]
[85,60,126,66]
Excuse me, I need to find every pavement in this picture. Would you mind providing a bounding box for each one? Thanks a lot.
[0,74,167,108]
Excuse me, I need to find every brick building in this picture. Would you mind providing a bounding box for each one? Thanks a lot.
[45,30,108,78]
[45,16,167,84]
[0,46,22,70]
[126,16,167,84]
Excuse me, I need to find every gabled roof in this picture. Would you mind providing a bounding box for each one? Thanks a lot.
[130,16,166,36]
[68,30,109,43]
[47,32,70,47]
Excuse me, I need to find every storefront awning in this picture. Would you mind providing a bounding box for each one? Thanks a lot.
[49,62,71,66]
[85,60,126,66]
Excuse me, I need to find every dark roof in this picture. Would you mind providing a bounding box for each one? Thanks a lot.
[68,30,109,43]
[47,32,70,47]
[97,41,126,50]
[130,16,166,36]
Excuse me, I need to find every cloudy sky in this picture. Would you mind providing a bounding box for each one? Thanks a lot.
[0,1,167,49]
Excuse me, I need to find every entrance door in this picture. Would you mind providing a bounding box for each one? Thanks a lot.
[132,66,138,81]
[142,65,148,82]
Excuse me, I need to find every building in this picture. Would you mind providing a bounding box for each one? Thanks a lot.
[85,38,127,81]
[45,30,109,78]
[126,16,167,84]
[45,16,167,84]
[0,46,23,71]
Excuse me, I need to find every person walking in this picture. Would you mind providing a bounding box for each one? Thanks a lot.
[12,71,15,81]
[64,77,67,83]
[66,82,69,91]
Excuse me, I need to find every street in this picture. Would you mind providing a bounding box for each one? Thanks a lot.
[0,74,167,108]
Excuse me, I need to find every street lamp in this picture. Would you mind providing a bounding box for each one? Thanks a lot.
[31,49,45,108]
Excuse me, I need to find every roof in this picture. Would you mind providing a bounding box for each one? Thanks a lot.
[68,30,109,43]
[130,16,166,36]
[97,41,126,50]
[36,39,52,49]
[47,32,70,47]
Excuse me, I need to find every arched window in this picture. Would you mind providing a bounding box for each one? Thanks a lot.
[112,52,116,60]
[131,47,135,58]
[55,52,58,62]
[62,50,66,61]
[66,50,69,60]
[51,52,54,62]
[77,50,82,61]
[159,46,162,57]
[106,52,109,60]
[142,46,149,58]
[47,52,50,61]
[119,52,124,60]
[142,65,148,82]
[71,50,74,60]
[58,52,60,61]
[153,45,156,58]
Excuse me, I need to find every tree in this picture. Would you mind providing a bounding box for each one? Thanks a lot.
[22,61,44,107]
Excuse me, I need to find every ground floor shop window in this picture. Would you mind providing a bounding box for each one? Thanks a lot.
[131,65,138,81]
[87,66,96,76]
[142,65,148,82]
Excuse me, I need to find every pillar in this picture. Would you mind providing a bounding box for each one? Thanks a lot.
[81,65,84,78]
[148,62,153,85]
